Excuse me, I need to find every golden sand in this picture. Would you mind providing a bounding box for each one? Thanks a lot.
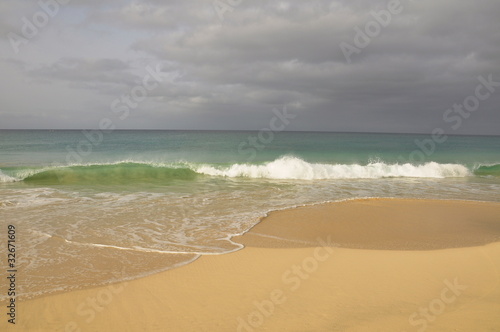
[6,199,500,331]
[234,198,500,250]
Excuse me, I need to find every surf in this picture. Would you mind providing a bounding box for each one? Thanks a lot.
[196,156,472,180]
[473,163,500,177]
[0,162,198,185]
[2,157,498,185]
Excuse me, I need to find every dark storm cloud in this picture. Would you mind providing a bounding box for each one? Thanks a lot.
[1,0,499,133]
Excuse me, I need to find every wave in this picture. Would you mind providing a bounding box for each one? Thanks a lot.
[0,162,197,185]
[0,170,18,183]
[474,163,500,177]
[1,157,497,184]
[197,156,472,179]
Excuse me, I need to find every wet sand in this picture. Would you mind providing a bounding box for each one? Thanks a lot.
[7,198,500,331]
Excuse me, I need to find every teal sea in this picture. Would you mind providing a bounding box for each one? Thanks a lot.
[1,130,500,299]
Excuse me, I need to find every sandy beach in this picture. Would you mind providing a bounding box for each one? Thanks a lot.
[3,1,500,331]
[6,198,500,332]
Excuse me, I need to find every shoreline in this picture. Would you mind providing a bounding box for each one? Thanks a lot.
[6,198,500,331]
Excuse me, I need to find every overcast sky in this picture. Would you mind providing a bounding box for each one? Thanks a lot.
[1,0,499,134]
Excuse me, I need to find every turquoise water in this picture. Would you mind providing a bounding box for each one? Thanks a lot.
[2,130,500,169]
[1,130,499,298]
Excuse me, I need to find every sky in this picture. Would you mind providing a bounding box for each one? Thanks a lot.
[1,0,499,134]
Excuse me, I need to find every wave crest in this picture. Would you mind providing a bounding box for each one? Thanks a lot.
[196,156,471,180]
[0,170,18,183]
[474,163,500,177]
[0,157,485,184]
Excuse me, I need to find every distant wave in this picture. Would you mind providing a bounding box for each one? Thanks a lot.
[1,157,498,184]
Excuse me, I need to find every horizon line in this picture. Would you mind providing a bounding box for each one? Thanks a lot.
[1,128,499,137]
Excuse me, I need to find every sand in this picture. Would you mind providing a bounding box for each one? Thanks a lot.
[5,198,500,332]
[233,198,500,250]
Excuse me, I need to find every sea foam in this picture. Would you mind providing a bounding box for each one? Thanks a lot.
[0,157,477,183]
[0,170,18,183]
[196,156,471,180]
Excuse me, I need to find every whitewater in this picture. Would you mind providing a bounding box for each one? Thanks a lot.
[2,156,498,185]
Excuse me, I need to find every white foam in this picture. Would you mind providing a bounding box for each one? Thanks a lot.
[196,156,471,180]
[0,158,474,183]
[0,166,60,183]
[0,169,19,183]
[60,236,243,255]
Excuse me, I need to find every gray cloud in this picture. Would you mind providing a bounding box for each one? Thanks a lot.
[27,58,136,90]
[1,0,499,133]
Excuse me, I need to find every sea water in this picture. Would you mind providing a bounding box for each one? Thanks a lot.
[1,130,499,299]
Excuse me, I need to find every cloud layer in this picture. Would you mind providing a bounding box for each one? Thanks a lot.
[1,0,499,134]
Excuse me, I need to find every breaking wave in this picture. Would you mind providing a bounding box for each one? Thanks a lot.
[197,156,472,180]
[1,157,497,184]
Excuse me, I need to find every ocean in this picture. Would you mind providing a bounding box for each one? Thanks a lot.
[1,130,499,299]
